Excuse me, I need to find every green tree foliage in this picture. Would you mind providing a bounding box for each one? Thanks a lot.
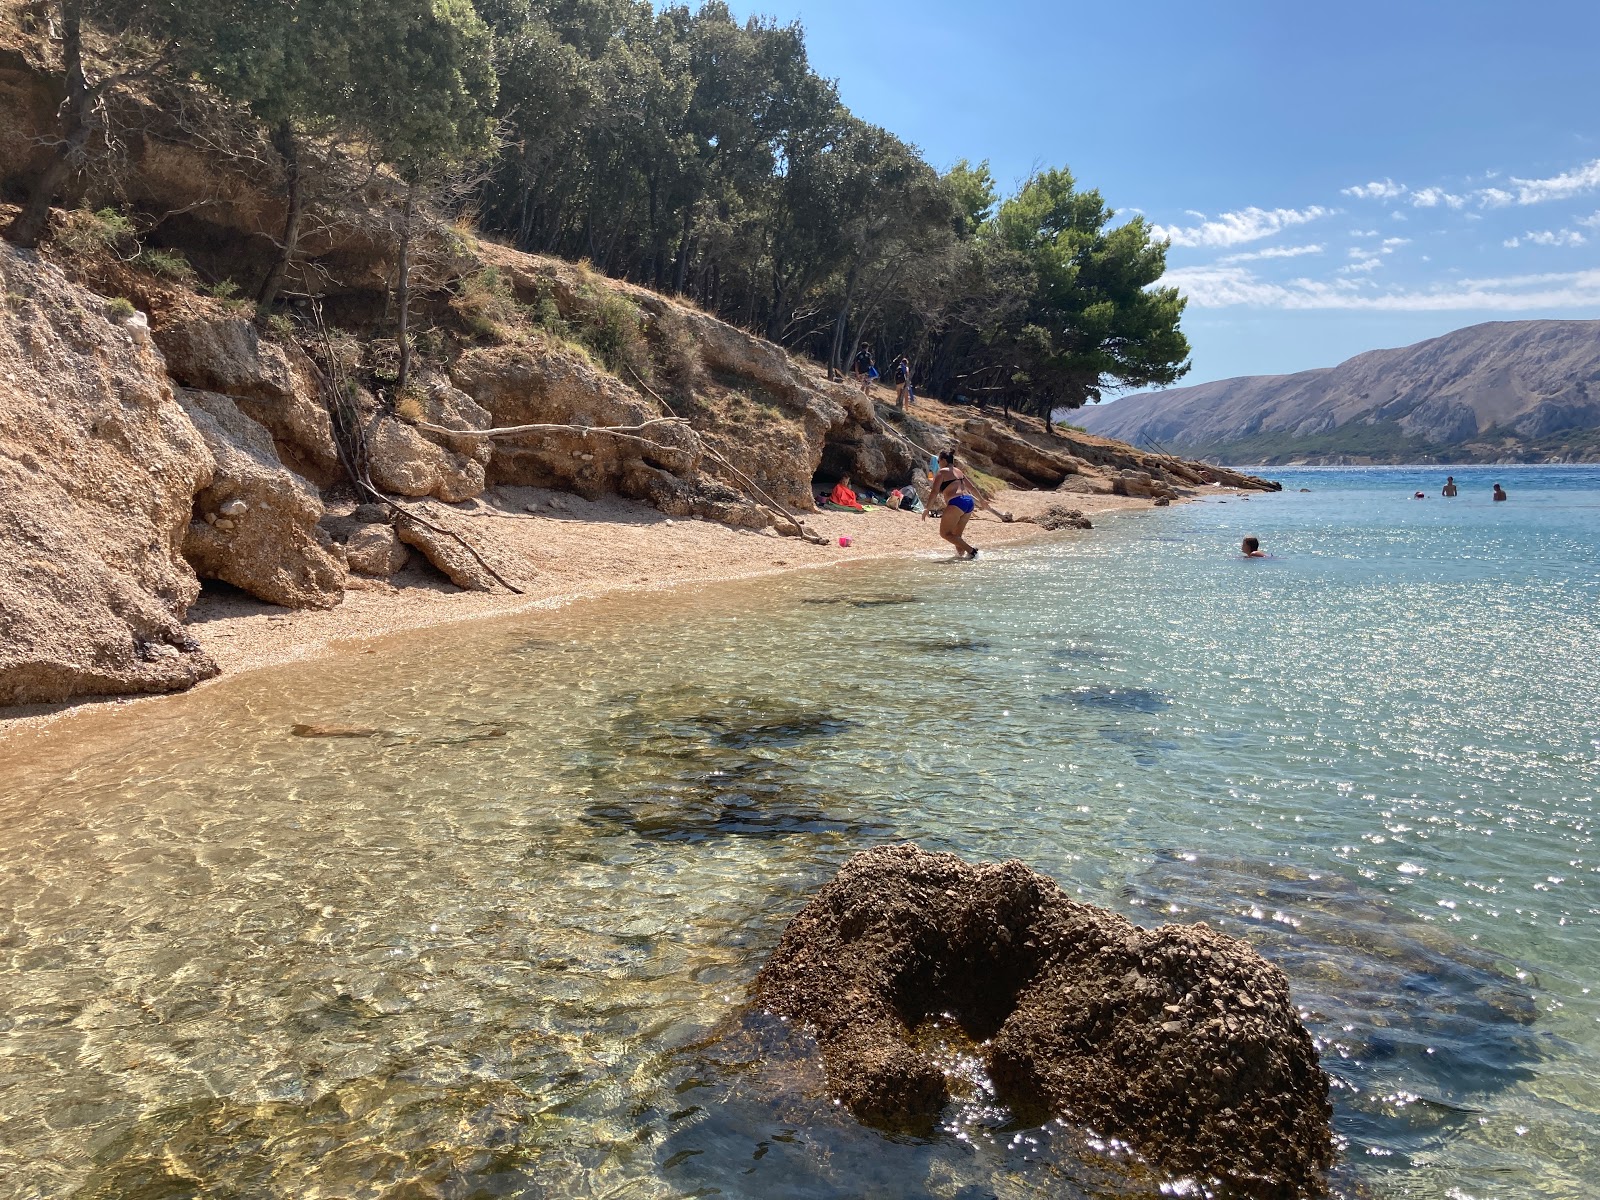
[985,169,1190,423]
[4,0,1191,418]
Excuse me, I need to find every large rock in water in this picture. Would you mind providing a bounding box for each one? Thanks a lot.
[752,845,1334,1198]
[176,389,346,609]
[0,245,218,704]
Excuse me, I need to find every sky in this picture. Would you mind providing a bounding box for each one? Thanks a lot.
[727,0,1600,388]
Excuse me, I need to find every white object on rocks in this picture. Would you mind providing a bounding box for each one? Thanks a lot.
[124,311,152,348]
[218,498,249,517]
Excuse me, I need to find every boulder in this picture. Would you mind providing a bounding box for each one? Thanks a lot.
[0,245,218,704]
[1030,505,1093,531]
[753,845,1333,1199]
[344,523,411,577]
[176,389,345,609]
[151,310,342,486]
[367,415,485,503]
[393,511,502,591]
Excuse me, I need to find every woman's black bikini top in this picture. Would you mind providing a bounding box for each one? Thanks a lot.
[939,471,966,499]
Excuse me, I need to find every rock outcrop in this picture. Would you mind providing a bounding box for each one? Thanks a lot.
[959,415,1278,496]
[0,245,217,703]
[152,310,342,487]
[753,845,1333,1199]
[449,340,768,528]
[393,510,506,592]
[176,388,345,609]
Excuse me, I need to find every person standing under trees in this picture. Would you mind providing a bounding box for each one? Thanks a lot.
[893,355,912,408]
[925,451,990,558]
[853,343,877,393]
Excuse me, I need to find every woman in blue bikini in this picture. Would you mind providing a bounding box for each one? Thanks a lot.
[926,451,990,558]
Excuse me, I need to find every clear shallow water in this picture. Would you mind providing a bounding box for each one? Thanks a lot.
[0,464,1596,1200]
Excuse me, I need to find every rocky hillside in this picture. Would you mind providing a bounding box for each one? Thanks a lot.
[0,18,1274,708]
[1078,320,1600,465]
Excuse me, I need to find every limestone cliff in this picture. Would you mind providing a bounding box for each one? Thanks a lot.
[0,244,217,703]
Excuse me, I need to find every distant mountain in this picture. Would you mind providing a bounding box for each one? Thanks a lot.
[1076,320,1600,465]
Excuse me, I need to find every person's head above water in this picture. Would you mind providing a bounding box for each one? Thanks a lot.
[1241,536,1266,557]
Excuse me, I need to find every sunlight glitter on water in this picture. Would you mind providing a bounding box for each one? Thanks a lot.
[0,464,1596,1199]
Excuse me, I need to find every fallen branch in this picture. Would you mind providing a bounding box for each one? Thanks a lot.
[307,304,524,595]
[407,415,696,459]
[622,366,830,545]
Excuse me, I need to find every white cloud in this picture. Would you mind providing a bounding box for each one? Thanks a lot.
[1506,228,1588,248]
[1343,179,1406,200]
[1217,243,1325,264]
[1577,211,1600,229]
[1151,205,1335,248]
[1410,187,1466,209]
[1481,159,1600,206]
[1381,237,1411,249]
[1164,264,1600,311]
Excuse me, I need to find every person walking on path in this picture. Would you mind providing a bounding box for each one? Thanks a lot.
[892,355,912,409]
[925,450,990,558]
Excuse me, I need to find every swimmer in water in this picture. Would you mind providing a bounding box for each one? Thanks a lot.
[1493,483,1508,502]
[1442,476,1458,497]
[1241,536,1268,558]
[926,451,990,558]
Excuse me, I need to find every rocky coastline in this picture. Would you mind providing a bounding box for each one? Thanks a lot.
[0,231,1273,726]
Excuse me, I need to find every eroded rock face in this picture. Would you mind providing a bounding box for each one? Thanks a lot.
[752,845,1333,1199]
[367,416,486,503]
[0,245,218,704]
[451,342,767,527]
[152,310,341,486]
[177,389,345,609]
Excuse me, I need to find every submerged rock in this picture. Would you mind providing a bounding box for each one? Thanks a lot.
[752,844,1334,1198]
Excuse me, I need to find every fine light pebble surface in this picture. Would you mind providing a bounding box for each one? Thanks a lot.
[0,484,1169,740]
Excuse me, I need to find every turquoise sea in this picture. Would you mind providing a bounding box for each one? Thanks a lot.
[0,464,1595,1199]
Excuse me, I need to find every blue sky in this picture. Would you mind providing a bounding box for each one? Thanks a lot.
[728,0,1600,387]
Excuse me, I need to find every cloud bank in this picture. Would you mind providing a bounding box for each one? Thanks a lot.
[1151,206,1334,248]
[1163,265,1600,311]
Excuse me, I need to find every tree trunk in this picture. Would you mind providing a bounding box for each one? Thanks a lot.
[395,179,416,396]
[827,261,860,380]
[7,0,90,248]
[672,208,694,294]
[257,119,304,312]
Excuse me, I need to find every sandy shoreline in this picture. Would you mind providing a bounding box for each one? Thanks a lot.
[0,485,1191,743]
